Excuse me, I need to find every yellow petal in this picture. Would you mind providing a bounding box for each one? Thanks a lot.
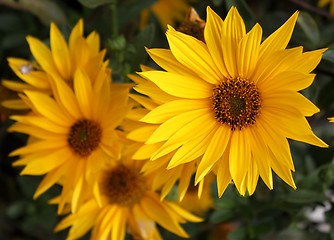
[178,164,195,200]
[221,7,246,78]
[141,194,189,238]
[270,150,296,189]
[256,115,295,171]
[164,201,202,222]
[169,130,214,169]
[50,75,82,119]
[259,11,299,59]
[166,30,220,84]
[237,23,262,78]
[10,139,67,156]
[50,23,72,80]
[248,126,273,189]
[215,150,232,197]
[259,71,315,92]
[24,90,73,126]
[246,162,259,195]
[229,130,251,195]
[127,125,157,142]
[74,69,93,118]
[20,148,71,175]
[291,48,327,73]
[69,19,84,53]
[196,125,231,183]
[86,31,100,55]
[262,91,320,116]
[141,99,208,124]
[26,36,59,76]
[10,115,68,134]
[146,48,195,75]
[204,6,228,78]
[138,71,211,99]
[34,166,64,198]
[146,109,209,144]
[264,108,328,148]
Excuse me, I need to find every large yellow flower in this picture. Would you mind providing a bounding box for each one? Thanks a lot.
[55,153,201,240]
[9,67,132,213]
[2,19,107,108]
[131,7,328,197]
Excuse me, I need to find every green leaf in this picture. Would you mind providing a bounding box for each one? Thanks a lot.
[13,0,67,26]
[118,0,157,29]
[77,0,115,8]
[296,11,320,47]
[127,24,155,71]
[0,13,21,32]
[228,227,247,240]
[322,49,334,63]
[212,0,224,6]
[320,23,334,47]
[210,208,235,223]
[282,189,325,204]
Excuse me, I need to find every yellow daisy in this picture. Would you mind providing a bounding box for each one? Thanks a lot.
[131,7,328,197]
[55,153,202,240]
[9,67,132,213]
[140,0,192,30]
[2,19,107,108]
[318,0,334,14]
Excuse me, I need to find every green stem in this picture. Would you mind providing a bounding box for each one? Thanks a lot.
[110,0,118,38]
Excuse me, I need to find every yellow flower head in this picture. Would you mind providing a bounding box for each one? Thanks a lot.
[9,67,132,213]
[2,19,108,108]
[55,154,202,240]
[131,7,328,197]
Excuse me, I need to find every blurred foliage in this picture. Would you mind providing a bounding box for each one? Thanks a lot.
[2,0,334,239]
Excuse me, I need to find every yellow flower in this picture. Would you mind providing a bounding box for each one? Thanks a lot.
[55,154,201,240]
[2,19,107,108]
[318,0,334,14]
[131,7,328,197]
[9,67,132,213]
[140,0,191,30]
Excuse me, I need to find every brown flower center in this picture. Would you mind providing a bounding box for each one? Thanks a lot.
[211,78,261,130]
[67,119,102,157]
[100,165,147,206]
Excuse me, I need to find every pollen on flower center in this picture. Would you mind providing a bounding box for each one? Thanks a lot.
[67,119,102,157]
[100,165,147,206]
[211,77,261,130]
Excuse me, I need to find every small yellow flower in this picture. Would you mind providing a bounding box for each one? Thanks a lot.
[55,154,202,240]
[2,19,108,109]
[140,0,192,30]
[9,67,132,213]
[130,7,328,197]
[318,0,334,14]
